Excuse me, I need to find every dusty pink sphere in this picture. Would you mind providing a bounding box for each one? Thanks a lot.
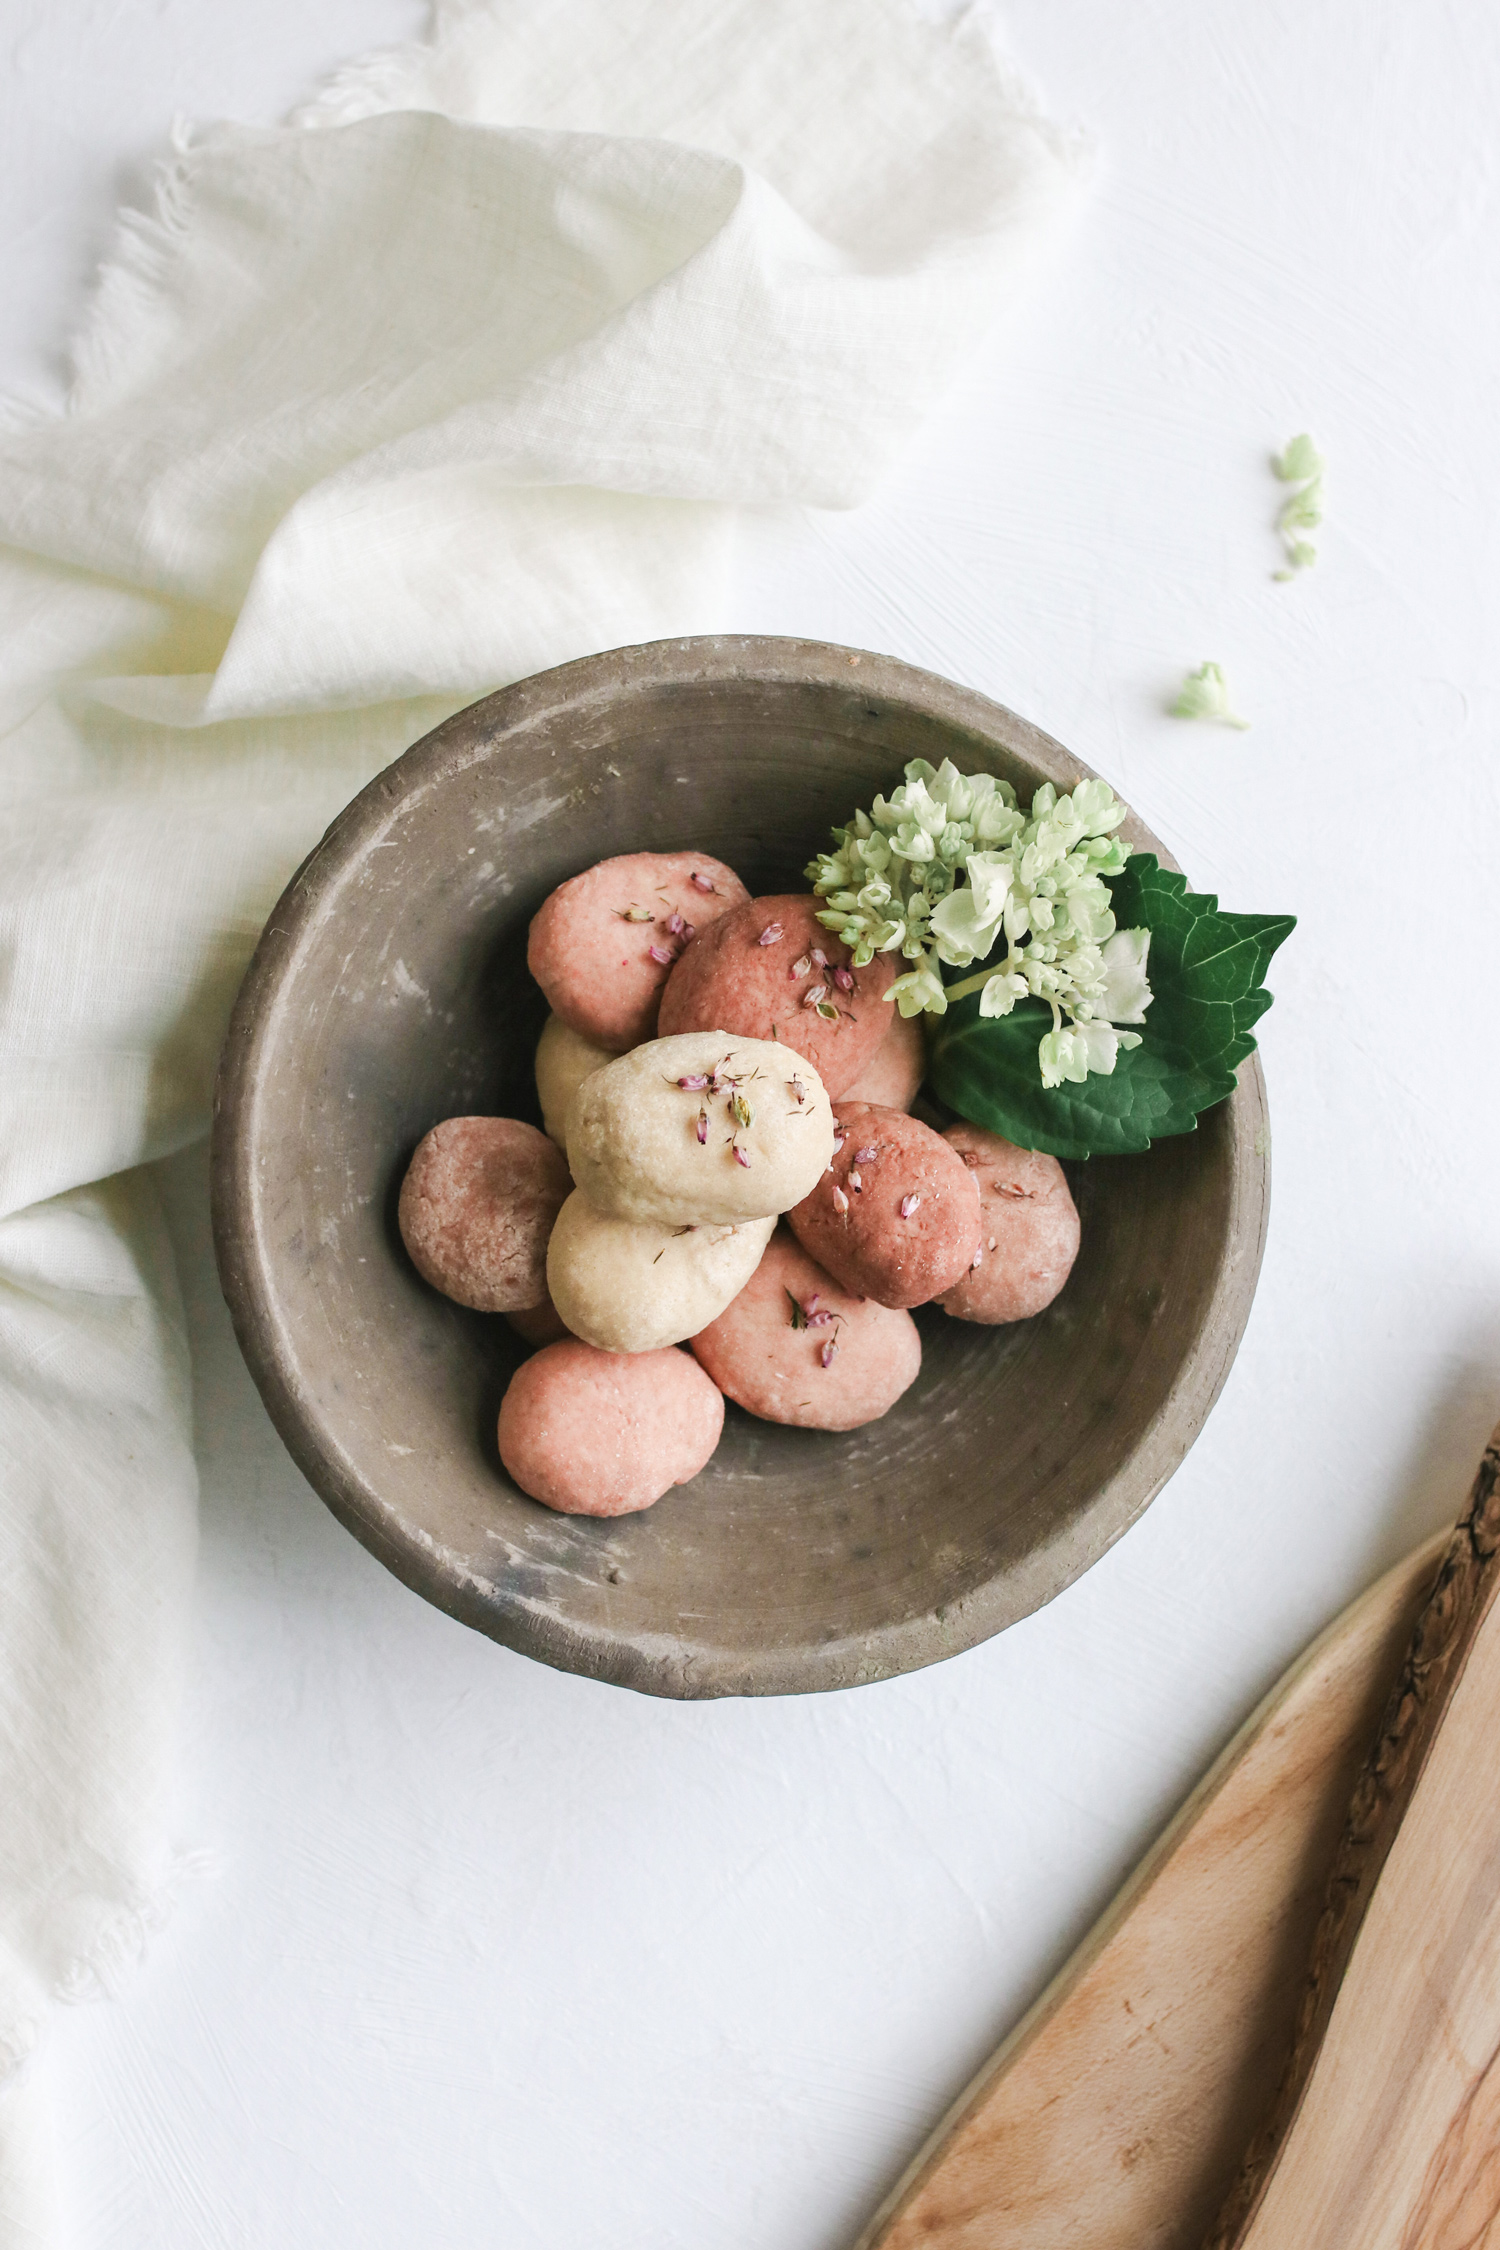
[657,894,895,1097]
[937,1125,1080,1323]
[527,851,748,1051]
[497,1341,725,1516]
[399,1116,571,1313]
[690,1229,921,1432]
[786,1102,981,1310]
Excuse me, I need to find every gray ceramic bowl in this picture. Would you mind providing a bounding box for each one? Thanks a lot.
[211,637,1268,1699]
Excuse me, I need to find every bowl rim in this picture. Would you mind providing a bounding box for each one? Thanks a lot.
[211,634,1270,1697]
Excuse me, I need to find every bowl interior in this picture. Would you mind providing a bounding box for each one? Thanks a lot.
[213,639,1267,1697]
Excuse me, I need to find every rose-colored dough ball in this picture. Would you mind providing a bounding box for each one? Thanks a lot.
[842,1005,926,1110]
[691,1230,921,1432]
[504,1288,571,1347]
[527,851,749,1052]
[936,1125,1081,1324]
[657,894,895,1097]
[497,1340,725,1516]
[399,1117,571,1312]
[786,1102,981,1310]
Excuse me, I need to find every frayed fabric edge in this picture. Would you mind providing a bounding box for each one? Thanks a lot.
[64,120,205,419]
[0,1849,220,2091]
[0,0,445,432]
[0,116,211,431]
[291,31,441,130]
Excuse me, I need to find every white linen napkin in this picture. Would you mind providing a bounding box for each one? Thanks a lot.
[0,0,1082,2220]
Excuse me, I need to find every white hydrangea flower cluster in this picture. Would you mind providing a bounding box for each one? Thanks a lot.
[806,759,1154,1089]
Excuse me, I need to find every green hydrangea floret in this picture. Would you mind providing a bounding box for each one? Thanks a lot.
[1272,432,1325,578]
[1169,660,1251,730]
[805,759,1154,1089]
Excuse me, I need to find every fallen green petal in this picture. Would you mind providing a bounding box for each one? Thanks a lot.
[1168,661,1251,731]
[1271,432,1324,576]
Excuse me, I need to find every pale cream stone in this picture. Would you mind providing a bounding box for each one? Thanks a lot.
[546,1191,775,1354]
[534,1013,613,1152]
[565,1031,835,1228]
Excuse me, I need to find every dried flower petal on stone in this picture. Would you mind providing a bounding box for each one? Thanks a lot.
[676,1072,710,1090]
[832,1186,850,1215]
[730,1091,753,1129]
[854,1144,877,1164]
[815,1001,840,1021]
[802,984,827,1008]
[695,1107,709,1144]
[690,871,717,893]
[832,967,855,992]
[811,948,828,968]
[619,904,654,922]
[791,954,812,979]
[789,1076,807,1106]
[758,923,784,946]
[733,1144,751,1168]
[820,1339,839,1369]
[848,1168,863,1192]
[648,943,674,965]
[900,1193,921,1218]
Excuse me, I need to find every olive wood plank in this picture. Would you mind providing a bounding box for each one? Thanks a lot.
[855,1526,1450,2250]
[1208,1419,1500,2248]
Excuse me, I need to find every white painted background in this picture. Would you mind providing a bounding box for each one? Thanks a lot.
[5,2,1500,2243]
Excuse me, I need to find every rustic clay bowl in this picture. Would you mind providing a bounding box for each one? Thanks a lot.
[212,637,1269,1699]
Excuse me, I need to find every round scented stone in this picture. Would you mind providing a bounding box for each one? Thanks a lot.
[498,1341,725,1516]
[936,1125,1081,1324]
[534,1013,613,1152]
[786,1101,981,1310]
[566,1031,835,1229]
[841,1004,925,1110]
[399,1116,571,1312]
[656,893,895,1097]
[527,851,749,1051]
[546,1191,775,1354]
[690,1229,921,1432]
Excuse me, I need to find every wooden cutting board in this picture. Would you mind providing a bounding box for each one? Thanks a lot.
[853,1528,1450,2250]
[1210,1424,1500,2248]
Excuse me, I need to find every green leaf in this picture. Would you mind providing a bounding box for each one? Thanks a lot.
[927,856,1295,1159]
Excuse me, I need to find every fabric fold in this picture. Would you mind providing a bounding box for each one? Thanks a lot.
[1,69,1079,722]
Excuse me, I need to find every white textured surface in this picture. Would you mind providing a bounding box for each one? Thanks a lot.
[7,2,1500,2246]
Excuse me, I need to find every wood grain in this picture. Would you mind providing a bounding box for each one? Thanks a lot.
[1212,1420,1500,2249]
[854,1528,1449,2250]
